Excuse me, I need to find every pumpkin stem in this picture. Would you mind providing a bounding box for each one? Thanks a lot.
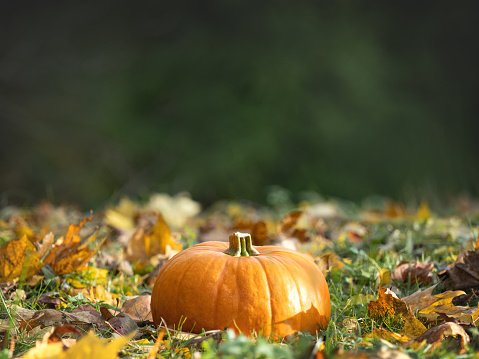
[224,232,259,257]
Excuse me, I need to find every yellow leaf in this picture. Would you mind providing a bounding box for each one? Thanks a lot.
[44,216,105,276]
[69,285,120,306]
[378,268,392,286]
[367,327,410,343]
[126,214,181,266]
[66,267,109,288]
[416,201,431,220]
[104,197,138,231]
[0,234,44,283]
[23,341,65,359]
[368,286,426,338]
[23,330,134,359]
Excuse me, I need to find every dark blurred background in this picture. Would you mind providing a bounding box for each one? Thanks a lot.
[1,1,478,209]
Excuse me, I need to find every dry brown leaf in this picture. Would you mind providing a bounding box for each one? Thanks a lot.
[121,295,153,322]
[368,286,409,319]
[401,285,437,313]
[43,216,106,276]
[45,324,82,347]
[384,200,410,218]
[0,234,44,283]
[402,287,479,324]
[125,214,181,267]
[406,322,469,352]
[368,286,427,338]
[106,313,139,336]
[38,292,62,309]
[392,261,434,285]
[440,249,479,291]
[367,327,410,344]
[233,218,270,245]
[6,305,109,333]
[315,251,346,274]
[337,222,367,244]
[278,210,309,243]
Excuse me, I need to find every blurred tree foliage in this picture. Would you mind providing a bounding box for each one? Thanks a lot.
[1,1,478,208]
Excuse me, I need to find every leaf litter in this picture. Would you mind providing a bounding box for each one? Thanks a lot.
[0,193,478,358]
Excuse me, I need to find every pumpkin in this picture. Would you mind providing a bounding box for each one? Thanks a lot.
[151,232,330,338]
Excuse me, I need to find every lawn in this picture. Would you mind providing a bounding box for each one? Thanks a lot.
[1,192,479,358]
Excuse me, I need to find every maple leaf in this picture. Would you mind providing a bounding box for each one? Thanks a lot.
[368,286,426,338]
[125,213,181,268]
[43,215,105,276]
[0,234,44,283]
[402,286,479,324]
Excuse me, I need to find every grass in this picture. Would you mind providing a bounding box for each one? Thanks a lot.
[1,198,479,358]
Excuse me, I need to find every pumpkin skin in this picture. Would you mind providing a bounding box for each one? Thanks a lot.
[151,234,330,338]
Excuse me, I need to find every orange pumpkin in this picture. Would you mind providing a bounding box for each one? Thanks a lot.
[151,232,330,338]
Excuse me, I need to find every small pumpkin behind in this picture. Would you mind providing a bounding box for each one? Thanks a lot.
[151,232,330,338]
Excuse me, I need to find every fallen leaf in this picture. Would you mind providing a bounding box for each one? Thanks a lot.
[402,287,479,324]
[23,330,134,359]
[233,219,270,245]
[440,249,479,291]
[104,197,138,231]
[378,268,392,287]
[106,313,139,336]
[43,216,106,276]
[66,267,109,288]
[278,210,309,243]
[337,222,367,244]
[6,305,109,333]
[121,295,153,322]
[145,193,201,228]
[315,251,346,274]
[0,234,44,282]
[392,261,434,285]
[367,327,410,344]
[45,324,83,347]
[368,286,426,338]
[406,322,469,352]
[69,285,120,307]
[401,285,438,313]
[416,201,431,220]
[125,214,181,268]
[147,330,167,359]
[384,200,409,218]
[38,293,62,309]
